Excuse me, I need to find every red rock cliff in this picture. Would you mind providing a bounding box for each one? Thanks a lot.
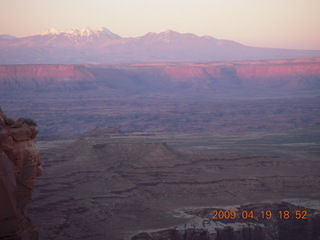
[0,58,319,92]
[0,64,95,90]
[0,109,42,240]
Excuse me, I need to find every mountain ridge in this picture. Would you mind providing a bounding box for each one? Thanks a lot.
[1,27,320,64]
[39,27,121,40]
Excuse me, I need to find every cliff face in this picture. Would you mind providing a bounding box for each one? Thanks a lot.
[0,65,96,90]
[131,202,320,240]
[0,58,319,93]
[161,58,320,90]
[0,109,42,240]
[0,58,319,137]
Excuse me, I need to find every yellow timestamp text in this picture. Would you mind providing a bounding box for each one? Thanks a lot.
[212,210,308,220]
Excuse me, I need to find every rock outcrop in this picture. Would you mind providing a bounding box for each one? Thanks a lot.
[131,201,320,240]
[0,108,42,240]
[0,65,96,90]
[0,58,319,92]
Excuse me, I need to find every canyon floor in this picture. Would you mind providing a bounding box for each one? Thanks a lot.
[28,126,320,239]
[1,58,319,239]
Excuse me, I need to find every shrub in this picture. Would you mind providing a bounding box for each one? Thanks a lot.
[24,118,38,127]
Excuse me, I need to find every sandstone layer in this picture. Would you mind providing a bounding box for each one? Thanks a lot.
[0,109,42,240]
[132,201,320,240]
[1,58,319,138]
[0,58,319,92]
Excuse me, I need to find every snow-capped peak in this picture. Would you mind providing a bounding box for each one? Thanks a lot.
[39,27,121,39]
[80,27,95,37]
[40,27,60,36]
[163,29,176,34]
[96,27,121,38]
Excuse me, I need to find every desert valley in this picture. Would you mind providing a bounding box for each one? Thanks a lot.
[0,27,320,240]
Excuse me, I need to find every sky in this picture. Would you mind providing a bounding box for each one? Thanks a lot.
[1,0,320,50]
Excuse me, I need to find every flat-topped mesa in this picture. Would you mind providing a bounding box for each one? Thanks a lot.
[0,58,319,92]
[0,108,42,240]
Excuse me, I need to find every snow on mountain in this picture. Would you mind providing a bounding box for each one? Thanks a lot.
[39,27,121,40]
[40,28,61,36]
[141,29,199,43]
[94,27,121,39]
[1,27,320,64]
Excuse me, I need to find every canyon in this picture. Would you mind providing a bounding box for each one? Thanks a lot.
[0,58,319,138]
[132,201,320,240]
[27,129,320,239]
[0,58,320,93]
[0,57,319,239]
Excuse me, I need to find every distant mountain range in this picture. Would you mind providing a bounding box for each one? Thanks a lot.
[0,34,17,40]
[1,27,320,64]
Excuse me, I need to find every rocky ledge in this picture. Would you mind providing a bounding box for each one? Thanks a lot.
[0,108,42,240]
[131,200,320,240]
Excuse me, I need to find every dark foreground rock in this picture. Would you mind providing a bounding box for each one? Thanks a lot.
[0,108,42,240]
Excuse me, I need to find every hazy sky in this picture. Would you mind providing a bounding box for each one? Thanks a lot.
[1,0,320,50]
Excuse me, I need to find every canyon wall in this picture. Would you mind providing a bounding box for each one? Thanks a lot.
[131,202,320,240]
[0,65,96,90]
[0,58,319,93]
[0,109,42,240]
[1,58,319,137]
